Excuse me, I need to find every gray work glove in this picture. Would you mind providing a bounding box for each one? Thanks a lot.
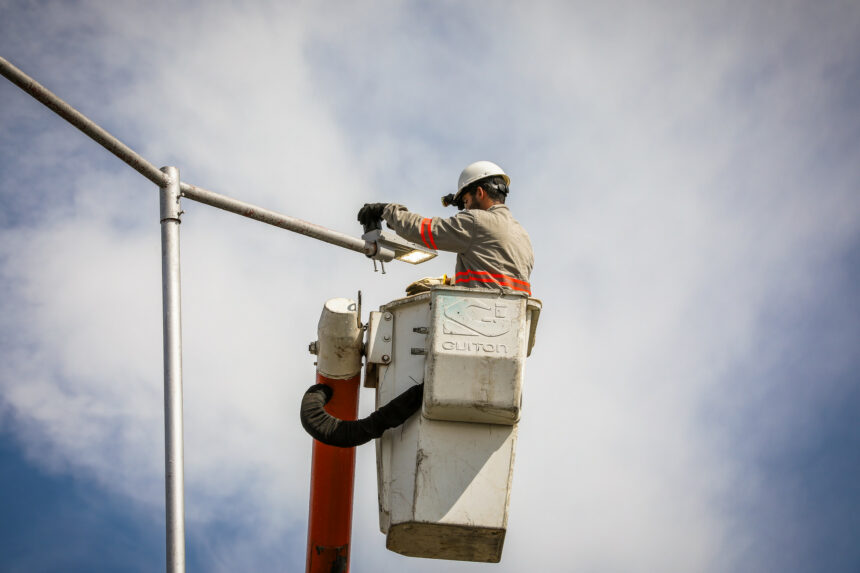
[405,275,450,296]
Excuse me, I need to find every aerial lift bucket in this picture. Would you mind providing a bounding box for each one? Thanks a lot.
[364,286,541,562]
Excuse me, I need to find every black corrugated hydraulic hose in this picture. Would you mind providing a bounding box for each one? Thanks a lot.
[300,383,424,448]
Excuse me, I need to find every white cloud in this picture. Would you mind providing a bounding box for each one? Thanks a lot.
[2,1,859,571]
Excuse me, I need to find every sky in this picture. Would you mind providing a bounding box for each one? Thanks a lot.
[1,1,859,571]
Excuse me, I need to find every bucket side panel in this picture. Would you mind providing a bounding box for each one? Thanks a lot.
[413,419,516,528]
[425,292,527,424]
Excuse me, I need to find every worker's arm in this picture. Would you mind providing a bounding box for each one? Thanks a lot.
[383,204,475,253]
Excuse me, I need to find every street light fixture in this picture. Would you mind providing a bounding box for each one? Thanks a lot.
[362,228,437,264]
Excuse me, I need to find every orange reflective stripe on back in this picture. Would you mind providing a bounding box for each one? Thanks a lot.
[455,270,531,295]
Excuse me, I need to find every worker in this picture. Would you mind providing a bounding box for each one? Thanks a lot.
[301,162,534,450]
[357,161,534,297]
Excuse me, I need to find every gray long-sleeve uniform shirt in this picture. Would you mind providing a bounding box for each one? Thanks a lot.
[382,203,534,296]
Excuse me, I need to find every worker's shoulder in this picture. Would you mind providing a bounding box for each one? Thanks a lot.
[472,204,516,224]
[486,204,511,215]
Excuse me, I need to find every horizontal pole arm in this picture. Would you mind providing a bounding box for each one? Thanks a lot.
[0,56,169,187]
[180,182,391,259]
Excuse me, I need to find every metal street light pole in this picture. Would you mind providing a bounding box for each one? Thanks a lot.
[160,166,186,573]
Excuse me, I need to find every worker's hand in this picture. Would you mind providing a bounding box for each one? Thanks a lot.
[405,275,449,296]
[357,203,388,231]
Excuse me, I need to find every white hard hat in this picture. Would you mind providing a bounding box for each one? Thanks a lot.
[456,161,510,198]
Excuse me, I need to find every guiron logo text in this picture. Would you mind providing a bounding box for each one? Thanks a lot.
[442,341,508,354]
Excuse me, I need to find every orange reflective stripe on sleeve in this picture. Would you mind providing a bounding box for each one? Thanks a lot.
[454,270,532,295]
[419,218,437,250]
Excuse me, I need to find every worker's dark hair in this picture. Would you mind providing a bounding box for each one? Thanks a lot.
[466,176,508,204]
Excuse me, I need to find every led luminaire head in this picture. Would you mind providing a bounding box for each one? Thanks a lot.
[398,250,436,264]
[362,229,437,264]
